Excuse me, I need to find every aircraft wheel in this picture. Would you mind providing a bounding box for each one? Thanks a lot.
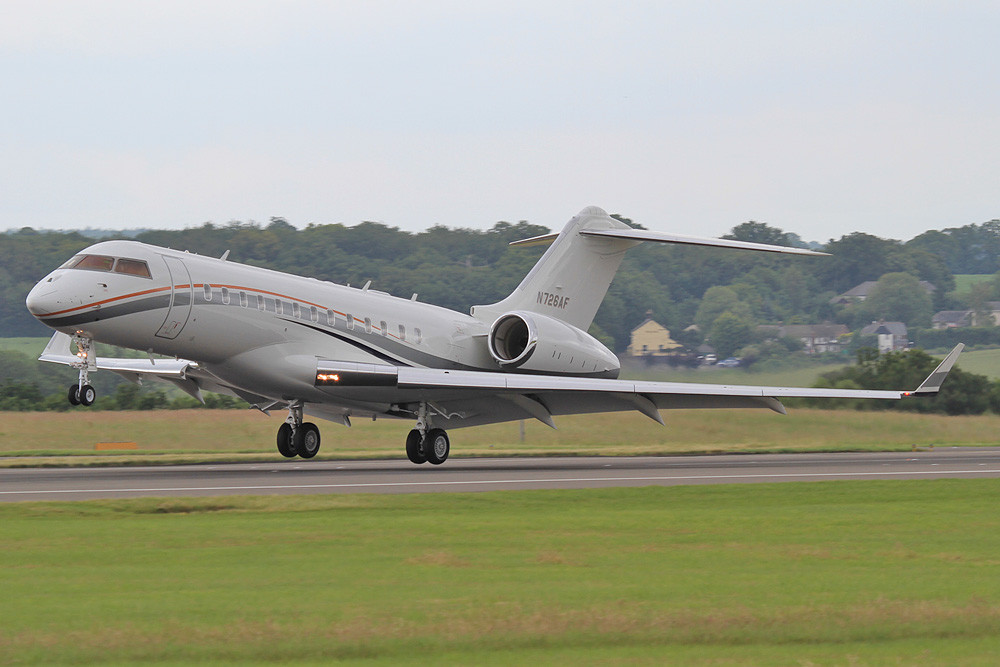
[79,384,96,406]
[277,423,296,458]
[68,385,81,406]
[424,428,450,465]
[405,429,426,464]
[294,422,321,459]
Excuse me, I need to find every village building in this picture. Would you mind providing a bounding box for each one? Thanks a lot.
[830,280,936,306]
[932,302,1000,328]
[932,310,973,329]
[779,324,849,354]
[626,314,682,357]
[860,321,909,353]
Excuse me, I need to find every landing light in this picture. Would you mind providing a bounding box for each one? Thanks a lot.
[316,373,340,385]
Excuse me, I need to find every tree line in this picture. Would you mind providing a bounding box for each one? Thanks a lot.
[4,212,1000,415]
[3,213,1000,353]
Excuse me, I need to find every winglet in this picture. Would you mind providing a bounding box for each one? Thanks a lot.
[911,344,965,395]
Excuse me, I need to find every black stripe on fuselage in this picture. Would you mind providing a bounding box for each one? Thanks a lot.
[283,319,414,366]
[39,294,172,328]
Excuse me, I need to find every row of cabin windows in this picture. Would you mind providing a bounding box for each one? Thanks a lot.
[202,285,422,344]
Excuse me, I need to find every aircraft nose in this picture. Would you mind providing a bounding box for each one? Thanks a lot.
[25,276,63,318]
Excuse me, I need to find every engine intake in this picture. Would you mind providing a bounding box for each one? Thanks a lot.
[488,311,619,377]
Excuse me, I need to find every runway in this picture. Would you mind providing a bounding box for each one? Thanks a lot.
[3,448,1000,501]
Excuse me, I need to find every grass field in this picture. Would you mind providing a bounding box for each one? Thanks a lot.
[3,481,1000,664]
[2,407,999,464]
[953,274,994,293]
[0,336,49,357]
[950,347,1000,380]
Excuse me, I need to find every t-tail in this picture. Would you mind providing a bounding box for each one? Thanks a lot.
[470,206,824,376]
[471,206,640,330]
[471,206,824,330]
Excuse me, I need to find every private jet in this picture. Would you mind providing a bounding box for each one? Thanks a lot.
[25,207,963,464]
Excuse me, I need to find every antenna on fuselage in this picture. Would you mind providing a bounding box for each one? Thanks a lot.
[220,250,230,261]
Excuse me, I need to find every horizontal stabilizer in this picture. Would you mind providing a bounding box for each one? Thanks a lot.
[578,228,827,256]
[508,226,826,257]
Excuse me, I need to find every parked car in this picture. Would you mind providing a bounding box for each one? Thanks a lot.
[716,357,741,368]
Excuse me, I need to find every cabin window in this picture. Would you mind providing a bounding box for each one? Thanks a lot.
[364,317,372,334]
[203,284,212,301]
[292,302,301,319]
[275,300,283,315]
[414,328,422,344]
[326,309,334,326]
[239,291,248,308]
[113,258,152,278]
[310,306,318,322]
[257,294,265,311]
[346,314,354,330]
[221,287,230,305]
[398,324,406,341]
[380,320,387,336]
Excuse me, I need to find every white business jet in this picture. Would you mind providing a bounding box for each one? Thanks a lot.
[25,207,962,465]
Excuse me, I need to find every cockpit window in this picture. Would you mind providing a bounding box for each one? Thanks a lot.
[113,258,151,278]
[58,254,151,278]
[72,255,115,272]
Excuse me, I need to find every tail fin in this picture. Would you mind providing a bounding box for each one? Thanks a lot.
[471,207,637,330]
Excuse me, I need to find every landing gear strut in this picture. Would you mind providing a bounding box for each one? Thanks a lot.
[405,402,450,465]
[66,334,97,407]
[276,402,321,459]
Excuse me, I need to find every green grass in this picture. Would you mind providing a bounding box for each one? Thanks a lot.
[0,336,50,357]
[3,481,1000,664]
[2,408,999,464]
[950,347,1000,380]
[953,274,995,293]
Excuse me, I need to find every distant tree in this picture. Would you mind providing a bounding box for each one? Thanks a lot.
[819,348,992,415]
[724,221,797,247]
[709,311,753,358]
[695,286,753,333]
[819,233,901,294]
[969,282,996,326]
[861,272,933,328]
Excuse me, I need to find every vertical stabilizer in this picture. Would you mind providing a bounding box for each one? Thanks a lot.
[471,207,638,330]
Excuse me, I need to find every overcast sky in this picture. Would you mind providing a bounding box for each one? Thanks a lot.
[2,1,998,242]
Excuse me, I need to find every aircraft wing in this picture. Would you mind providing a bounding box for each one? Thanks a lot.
[316,344,964,429]
[37,331,244,403]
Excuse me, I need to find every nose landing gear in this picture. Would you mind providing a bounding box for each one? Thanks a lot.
[66,335,97,407]
[276,402,321,459]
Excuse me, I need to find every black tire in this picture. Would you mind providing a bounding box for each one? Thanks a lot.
[68,384,81,406]
[405,429,426,464]
[294,422,321,459]
[79,384,96,406]
[424,428,450,465]
[277,423,296,458]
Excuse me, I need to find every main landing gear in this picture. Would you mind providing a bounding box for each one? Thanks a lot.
[270,400,452,466]
[405,402,450,465]
[66,335,97,407]
[276,401,321,459]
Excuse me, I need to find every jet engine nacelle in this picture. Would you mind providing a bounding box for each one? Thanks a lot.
[488,311,620,377]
